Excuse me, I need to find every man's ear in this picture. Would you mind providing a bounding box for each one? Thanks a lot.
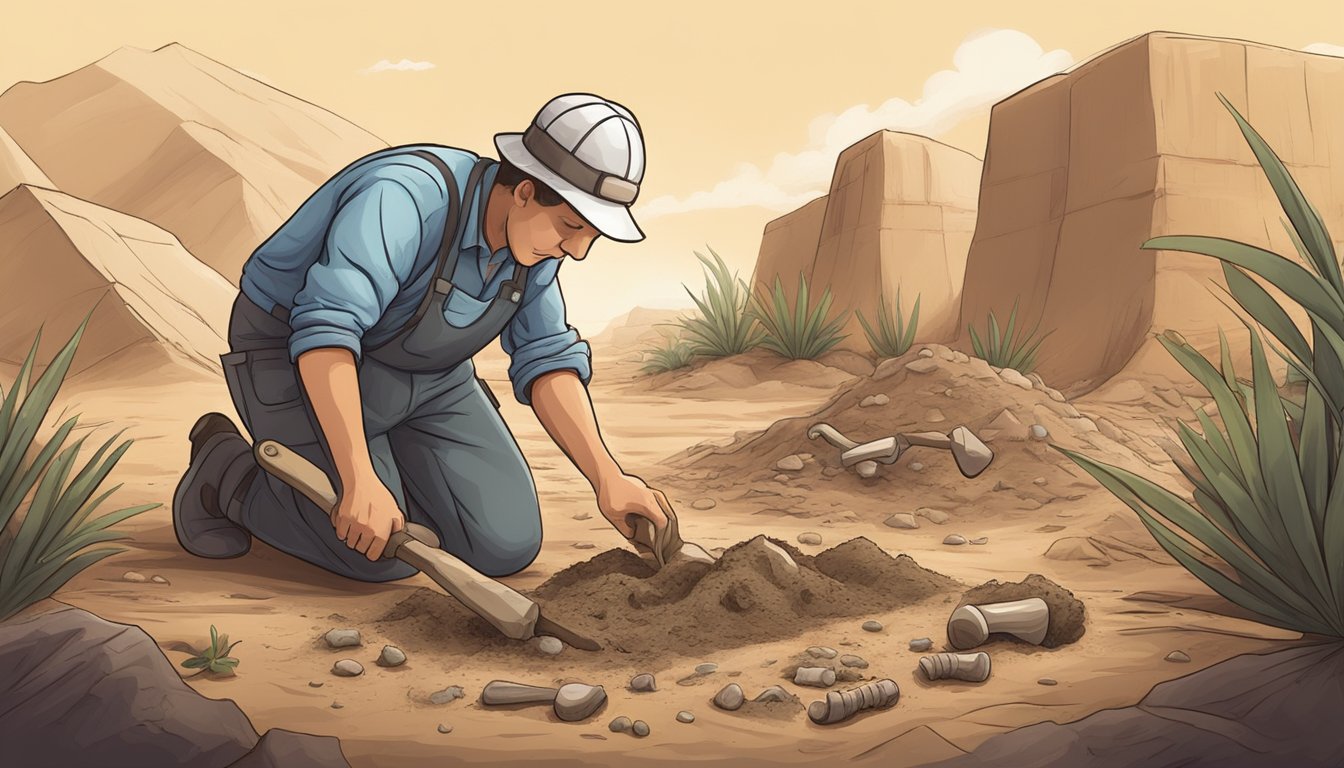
[512,179,535,207]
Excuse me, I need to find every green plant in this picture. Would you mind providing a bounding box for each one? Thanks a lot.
[0,317,157,622]
[640,335,696,374]
[967,299,1051,374]
[856,288,921,358]
[1057,93,1344,637]
[674,247,764,357]
[748,273,849,360]
[181,624,242,676]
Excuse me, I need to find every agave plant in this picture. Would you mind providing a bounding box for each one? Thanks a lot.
[0,317,157,622]
[856,288,921,359]
[181,624,242,676]
[967,299,1052,374]
[674,247,764,357]
[1058,93,1344,637]
[749,273,849,360]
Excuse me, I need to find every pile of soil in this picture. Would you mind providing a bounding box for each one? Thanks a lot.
[531,535,957,657]
[958,574,1086,648]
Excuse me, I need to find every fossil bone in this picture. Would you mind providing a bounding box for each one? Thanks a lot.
[807,679,901,725]
[947,597,1049,649]
[919,652,991,683]
[481,680,607,722]
[810,423,994,478]
[794,667,837,687]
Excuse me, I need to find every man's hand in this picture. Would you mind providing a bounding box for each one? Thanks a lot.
[332,468,406,561]
[596,472,671,539]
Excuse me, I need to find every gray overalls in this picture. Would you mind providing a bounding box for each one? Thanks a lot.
[217,152,542,581]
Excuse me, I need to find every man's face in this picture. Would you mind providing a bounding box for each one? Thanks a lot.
[504,180,601,267]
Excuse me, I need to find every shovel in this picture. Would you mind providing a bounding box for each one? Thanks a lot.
[253,440,601,651]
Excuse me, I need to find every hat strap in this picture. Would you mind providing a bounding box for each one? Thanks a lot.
[522,125,639,205]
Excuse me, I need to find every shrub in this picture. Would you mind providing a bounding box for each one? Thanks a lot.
[967,299,1051,374]
[640,335,695,375]
[0,317,157,622]
[749,273,849,360]
[674,247,764,357]
[1057,94,1344,637]
[856,288,921,359]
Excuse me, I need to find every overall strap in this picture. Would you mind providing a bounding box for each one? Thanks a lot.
[400,151,492,331]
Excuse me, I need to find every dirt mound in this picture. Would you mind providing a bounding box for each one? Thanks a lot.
[959,574,1086,648]
[532,536,957,657]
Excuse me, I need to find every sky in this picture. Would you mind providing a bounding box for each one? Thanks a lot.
[2,0,1342,332]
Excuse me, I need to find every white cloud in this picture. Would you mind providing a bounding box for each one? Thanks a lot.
[639,29,1072,220]
[360,58,436,74]
[1303,43,1344,57]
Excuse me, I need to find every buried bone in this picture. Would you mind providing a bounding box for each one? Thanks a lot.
[794,667,837,687]
[919,652,992,683]
[811,423,993,478]
[481,680,607,722]
[807,679,901,725]
[947,597,1049,649]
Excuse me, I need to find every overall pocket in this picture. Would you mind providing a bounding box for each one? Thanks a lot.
[221,348,320,443]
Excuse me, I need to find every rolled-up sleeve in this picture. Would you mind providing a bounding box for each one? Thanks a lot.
[501,270,592,405]
[287,179,423,363]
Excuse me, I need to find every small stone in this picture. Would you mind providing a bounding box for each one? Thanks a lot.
[631,720,650,737]
[856,461,878,479]
[1165,650,1191,663]
[905,359,940,374]
[943,534,968,546]
[999,368,1033,390]
[713,683,745,711]
[609,716,632,733]
[308,681,324,688]
[377,645,406,667]
[324,629,362,649]
[807,646,838,659]
[572,542,596,550]
[536,636,564,655]
[121,571,147,583]
[761,659,778,667]
[918,348,935,358]
[754,686,792,703]
[436,723,453,734]
[630,674,656,692]
[676,710,695,723]
[150,575,170,584]
[774,474,791,483]
[884,513,919,529]
[970,537,989,545]
[862,620,883,633]
[429,686,464,704]
[1047,388,1067,402]
[573,512,592,520]
[909,637,933,652]
[1038,678,1058,686]
[691,498,717,510]
[695,662,719,675]
[1033,477,1048,485]
[840,655,869,669]
[993,480,1013,492]
[916,508,949,524]
[776,455,805,471]
[332,659,363,677]
[925,408,946,423]
[797,531,823,546]
[873,393,890,406]
[1028,424,1049,440]
[822,466,843,478]
[331,701,343,709]
[860,395,878,408]
[909,461,925,472]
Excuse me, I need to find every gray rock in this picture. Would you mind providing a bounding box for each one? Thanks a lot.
[676,710,695,723]
[906,358,940,374]
[840,655,869,669]
[436,723,453,734]
[884,513,919,529]
[377,645,406,667]
[695,662,719,675]
[856,461,879,478]
[944,534,969,546]
[631,720,650,737]
[1166,650,1191,663]
[332,659,364,677]
[1038,677,1058,686]
[714,683,745,711]
[754,686,794,703]
[807,646,838,659]
[916,508,950,524]
[536,636,564,655]
[910,637,934,652]
[121,571,147,583]
[691,498,717,510]
[1029,424,1050,440]
[776,455,805,471]
[609,716,632,732]
[630,674,656,692]
[970,537,989,545]
[430,686,464,704]
[150,575,170,585]
[862,620,884,633]
[324,628,362,649]
[797,532,823,546]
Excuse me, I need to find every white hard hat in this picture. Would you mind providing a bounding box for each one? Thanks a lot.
[495,93,646,243]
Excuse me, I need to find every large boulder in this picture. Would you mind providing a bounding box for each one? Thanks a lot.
[0,602,348,768]
[0,125,51,195]
[957,33,1344,393]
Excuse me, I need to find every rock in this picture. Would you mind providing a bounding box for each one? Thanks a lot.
[330,701,343,709]
[884,513,919,529]
[862,620,884,633]
[840,655,869,669]
[993,480,1013,492]
[754,686,794,703]
[324,628,362,649]
[308,681,324,688]
[332,659,364,677]
[1046,388,1067,403]
[376,645,406,667]
[774,474,791,483]
[121,571,147,583]
[1096,417,1126,442]
[691,498,717,510]
[676,711,695,723]
[926,408,947,423]
[1027,373,1047,389]
[856,461,878,478]
[916,507,949,524]
[150,575,170,585]
[906,358,940,374]
[909,461,925,471]
[910,637,934,652]
[776,455,805,471]
[797,532,823,546]
[952,351,970,363]
[860,395,879,408]
[695,662,719,675]
[1038,677,1058,686]
[1064,416,1100,433]
[713,684,745,711]
[807,646,839,659]
[944,534,969,546]
[630,674,656,692]
[573,512,592,520]
[1033,477,1048,485]
[1029,424,1049,440]
[430,686,464,704]
[427,722,450,735]
[822,466,843,478]
[970,537,989,545]
[609,716,632,732]
[919,348,935,358]
[573,542,596,550]
[1166,650,1191,663]
[631,720,650,737]
[873,393,890,406]
[999,369,1034,390]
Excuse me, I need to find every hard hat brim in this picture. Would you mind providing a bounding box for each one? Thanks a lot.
[494,133,645,243]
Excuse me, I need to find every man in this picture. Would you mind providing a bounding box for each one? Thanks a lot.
[173,93,670,581]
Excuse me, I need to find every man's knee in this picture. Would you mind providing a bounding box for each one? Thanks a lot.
[469,488,542,578]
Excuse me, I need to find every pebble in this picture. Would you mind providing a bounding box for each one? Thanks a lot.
[121,571,147,583]
[862,620,884,633]
[909,461,925,472]
[630,674,656,692]
[1033,477,1048,485]
[150,575,170,584]
[776,455,805,471]
[308,681,324,688]
[918,348,935,358]
[905,359,940,374]
[807,646,838,659]
[754,686,792,703]
[536,636,564,655]
[797,532,823,546]
[910,638,934,652]
[676,710,695,723]
[993,480,1013,492]
[324,628,362,649]
[774,473,791,483]
[1038,678,1058,686]
[884,513,919,529]
[713,683,745,711]
[1165,650,1191,663]
[573,512,592,520]
[331,701,343,709]
[925,408,946,423]
[916,508,949,524]
[856,462,878,479]
[999,368,1034,390]
[573,542,596,550]
[609,716,632,733]
[860,395,879,408]
[631,720,650,737]
[970,537,989,545]
[873,393,890,406]
[695,662,719,675]
[840,655,869,669]
[437,723,453,734]
[691,498,717,510]
[822,466,843,478]
[332,659,364,677]
[377,645,406,667]
[1029,424,1050,440]
[430,686,464,704]
[943,534,968,546]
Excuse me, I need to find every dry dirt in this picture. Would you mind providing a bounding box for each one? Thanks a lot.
[13,325,1309,768]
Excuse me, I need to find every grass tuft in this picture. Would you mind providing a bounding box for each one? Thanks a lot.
[749,273,849,360]
[967,299,1051,374]
[673,247,764,358]
[856,288,921,359]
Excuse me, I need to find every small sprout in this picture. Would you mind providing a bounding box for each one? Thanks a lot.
[181,624,242,676]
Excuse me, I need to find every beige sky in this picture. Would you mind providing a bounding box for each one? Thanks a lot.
[3,0,1342,331]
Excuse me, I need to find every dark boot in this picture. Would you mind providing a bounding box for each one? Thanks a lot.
[173,413,253,558]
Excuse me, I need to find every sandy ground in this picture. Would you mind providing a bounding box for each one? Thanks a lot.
[26,331,1305,768]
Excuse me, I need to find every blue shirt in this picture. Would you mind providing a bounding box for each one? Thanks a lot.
[239,145,592,405]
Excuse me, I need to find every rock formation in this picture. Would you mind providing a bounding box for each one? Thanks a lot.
[0,125,50,195]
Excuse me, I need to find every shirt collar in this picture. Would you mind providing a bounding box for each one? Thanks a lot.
[461,160,507,262]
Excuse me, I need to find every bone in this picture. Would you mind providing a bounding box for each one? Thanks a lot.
[919,652,992,683]
[481,680,607,722]
[794,667,837,687]
[947,597,1049,649]
[808,423,861,451]
[807,679,900,725]
[841,436,900,467]
[481,680,557,705]
[949,427,993,477]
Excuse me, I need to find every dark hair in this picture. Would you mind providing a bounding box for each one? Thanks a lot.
[495,159,566,207]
